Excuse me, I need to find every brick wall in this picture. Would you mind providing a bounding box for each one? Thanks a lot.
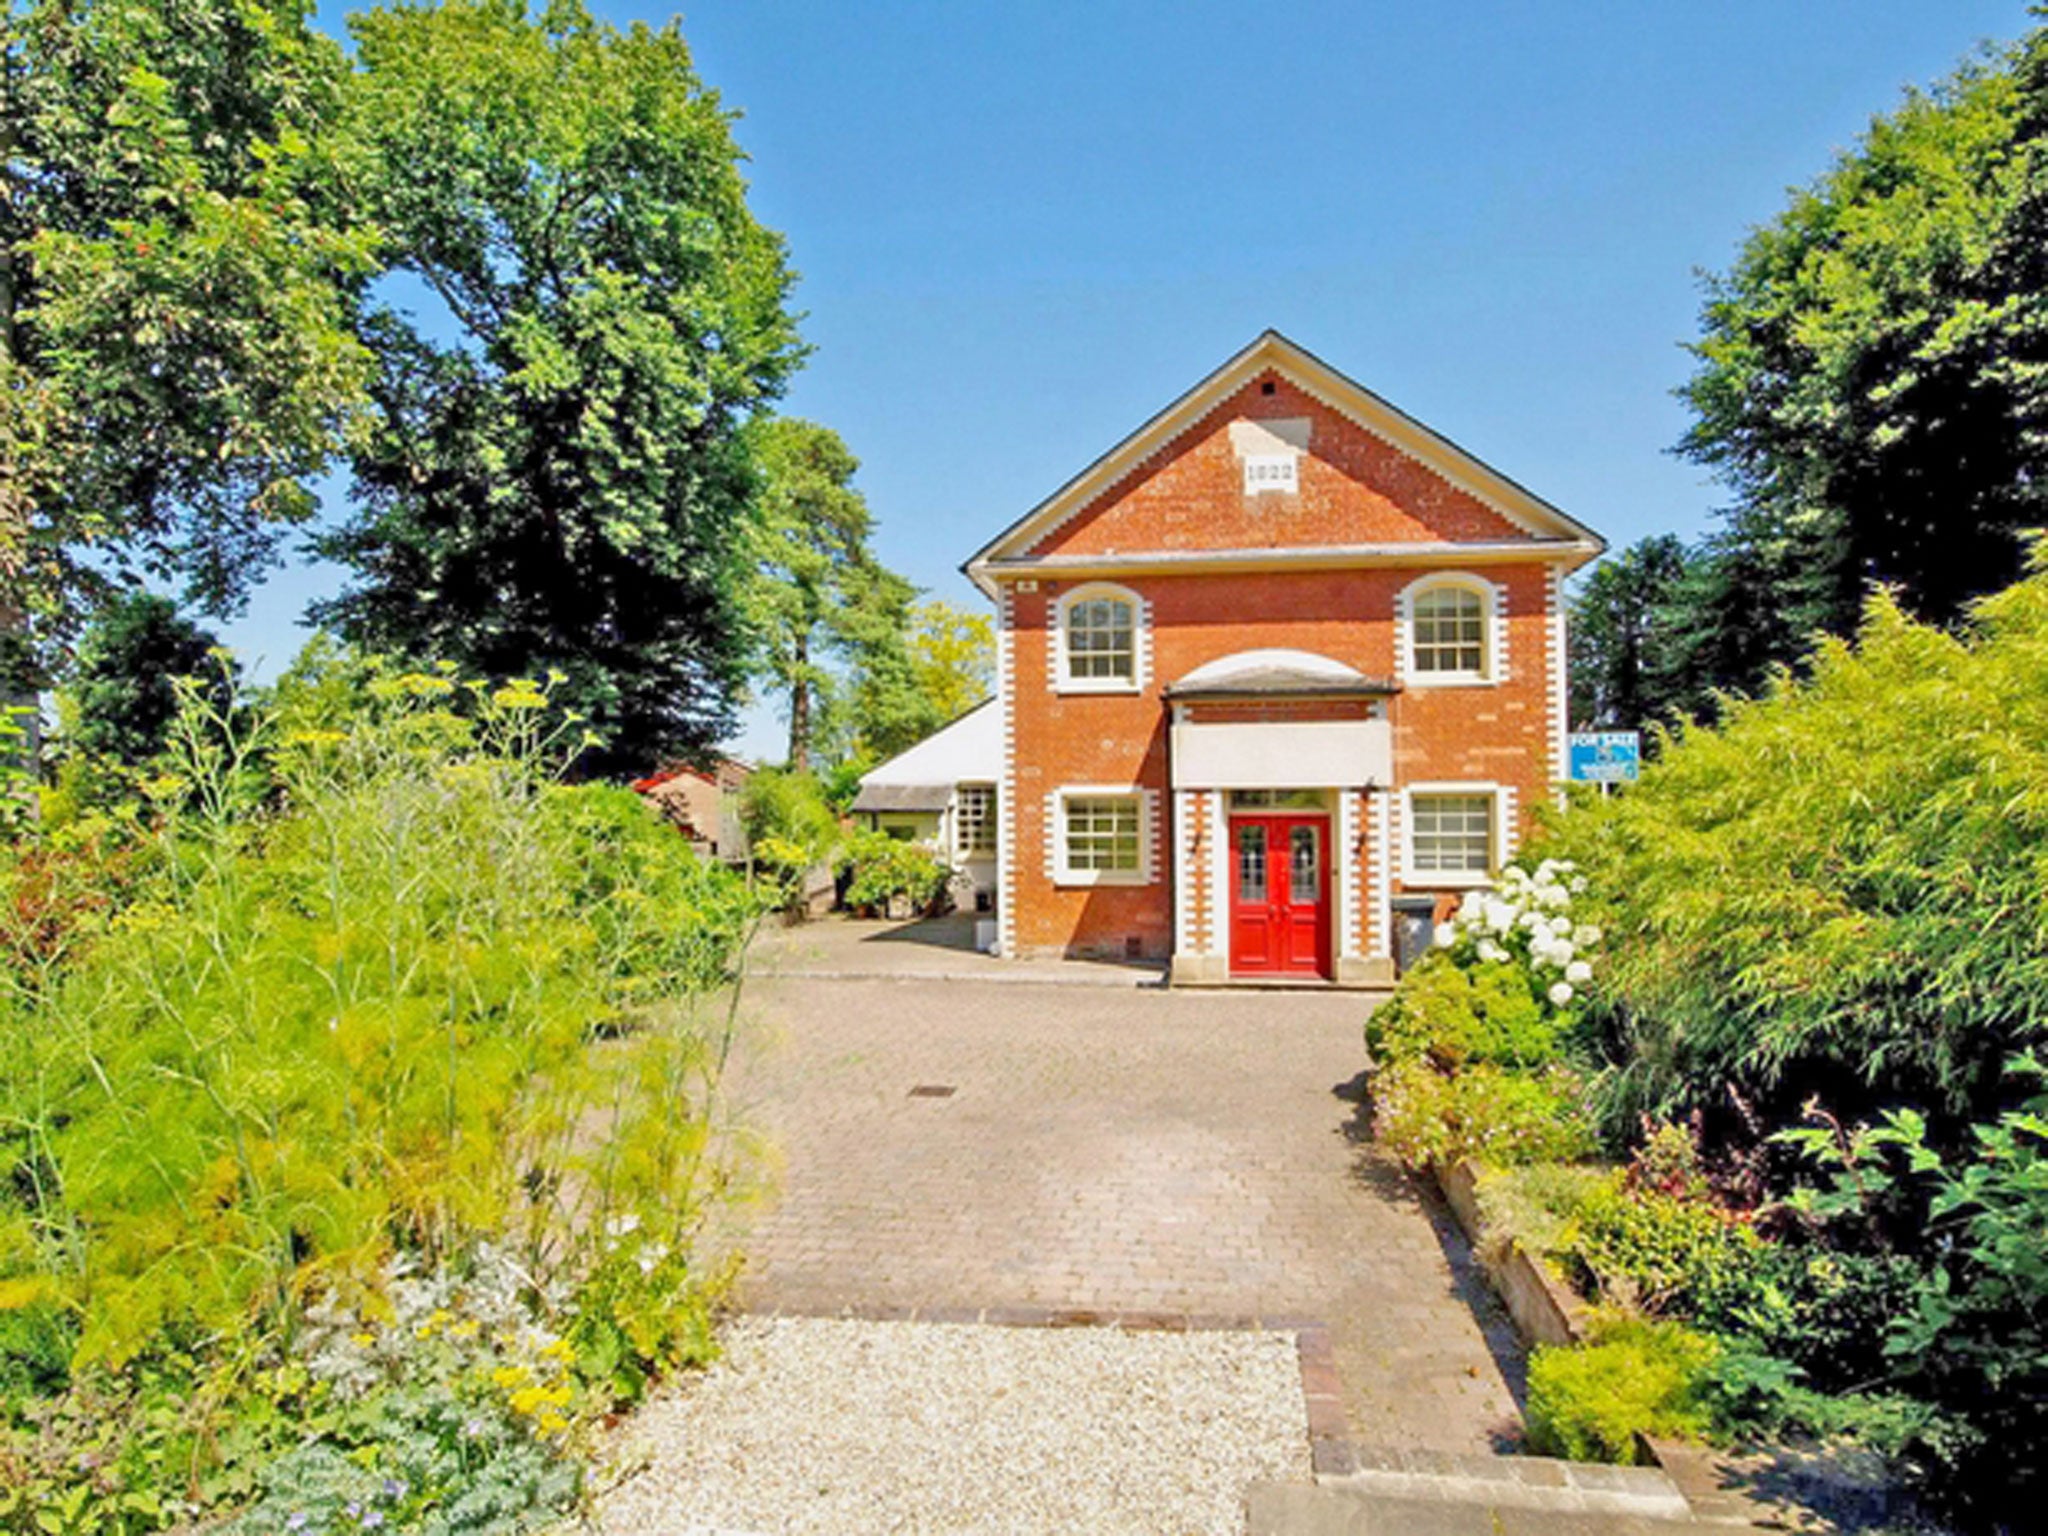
[997,368,1569,963]
[1026,371,1528,559]
[1004,563,1557,959]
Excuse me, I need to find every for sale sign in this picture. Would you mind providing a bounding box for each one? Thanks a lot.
[1568,731,1641,784]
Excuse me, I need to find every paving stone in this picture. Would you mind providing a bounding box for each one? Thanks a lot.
[1247,1484,1713,1536]
[703,947,1527,1453]
[1566,1462,1676,1494]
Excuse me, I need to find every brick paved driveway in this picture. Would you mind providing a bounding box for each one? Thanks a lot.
[707,943,1525,1454]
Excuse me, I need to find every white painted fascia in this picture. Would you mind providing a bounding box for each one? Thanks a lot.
[970,538,1600,596]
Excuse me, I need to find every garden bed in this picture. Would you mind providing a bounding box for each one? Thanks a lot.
[1438,1160,1587,1350]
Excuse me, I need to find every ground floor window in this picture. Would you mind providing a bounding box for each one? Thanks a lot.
[1408,792,1494,876]
[1055,790,1148,883]
[955,783,996,857]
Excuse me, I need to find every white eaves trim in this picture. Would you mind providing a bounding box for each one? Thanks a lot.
[974,539,1597,593]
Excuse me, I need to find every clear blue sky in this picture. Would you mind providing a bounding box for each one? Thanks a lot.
[230,0,2037,758]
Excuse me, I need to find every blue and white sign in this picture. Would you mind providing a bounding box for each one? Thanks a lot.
[1568,731,1641,784]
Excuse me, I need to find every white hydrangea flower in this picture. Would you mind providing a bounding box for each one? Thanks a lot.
[1477,940,1507,964]
[1573,924,1602,947]
[1434,923,1457,948]
[1550,915,1573,935]
[1548,981,1574,1007]
[1566,960,1593,984]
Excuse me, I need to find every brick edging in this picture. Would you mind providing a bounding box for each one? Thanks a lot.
[1293,1324,1362,1476]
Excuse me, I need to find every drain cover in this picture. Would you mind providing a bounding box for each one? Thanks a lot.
[908,1084,957,1099]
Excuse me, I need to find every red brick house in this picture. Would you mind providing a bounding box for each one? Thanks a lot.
[962,332,1604,985]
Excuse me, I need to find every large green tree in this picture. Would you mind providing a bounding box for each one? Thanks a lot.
[740,417,887,771]
[65,590,233,766]
[313,0,802,774]
[1,0,373,674]
[1675,26,2048,695]
[1567,534,1688,733]
[904,599,994,723]
[835,558,933,760]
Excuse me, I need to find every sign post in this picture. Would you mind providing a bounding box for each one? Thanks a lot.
[1568,731,1641,788]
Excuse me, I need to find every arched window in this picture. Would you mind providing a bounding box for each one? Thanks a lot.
[1055,584,1144,692]
[1399,574,1499,685]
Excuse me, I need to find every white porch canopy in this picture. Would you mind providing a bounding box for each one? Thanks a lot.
[1166,649,1393,789]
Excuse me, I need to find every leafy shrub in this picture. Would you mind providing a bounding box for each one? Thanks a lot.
[1526,1313,1720,1462]
[1368,955,1560,1071]
[1565,1175,1758,1314]
[1771,1074,2048,1519]
[66,593,236,771]
[1372,1059,1592,1169]
[1537,573,2048,1141]
[739,767,839,871]
[1689,1241,1923,1395]
[836,827,950,914]
[1516,564,2048,1515]
[216,1247,609,1536]
[1366,857,1599,1172]
[1694,1343,1962,1468]
[1431,858,1601,1010]
[0,662,760,1530]
[0,708,32,843]
[818,756,871,815]
[0,813,146,1001]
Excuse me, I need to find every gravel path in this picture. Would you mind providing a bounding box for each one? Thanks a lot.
[594,1318,1310,1535]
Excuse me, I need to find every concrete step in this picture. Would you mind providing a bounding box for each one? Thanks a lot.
[1246,1483,1733,1536]
[1309,1445,1696,1522]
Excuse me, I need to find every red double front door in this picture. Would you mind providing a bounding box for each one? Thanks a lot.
[1229,814,1330,977]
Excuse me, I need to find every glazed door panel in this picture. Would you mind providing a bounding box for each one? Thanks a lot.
[1230,820,1275,970]
[1229,815,1329,977]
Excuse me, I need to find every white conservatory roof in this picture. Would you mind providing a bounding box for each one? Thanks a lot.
[851,699,999,809]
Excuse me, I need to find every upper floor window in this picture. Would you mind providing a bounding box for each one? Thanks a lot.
[1399,574,1500,686]
[1055,584,1144,693]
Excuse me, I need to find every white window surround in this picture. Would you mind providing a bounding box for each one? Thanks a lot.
[1395,572,1506,689]
[1048,785,1157,886]
[1401,782,1507,888]
[1052,582,1147,694]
